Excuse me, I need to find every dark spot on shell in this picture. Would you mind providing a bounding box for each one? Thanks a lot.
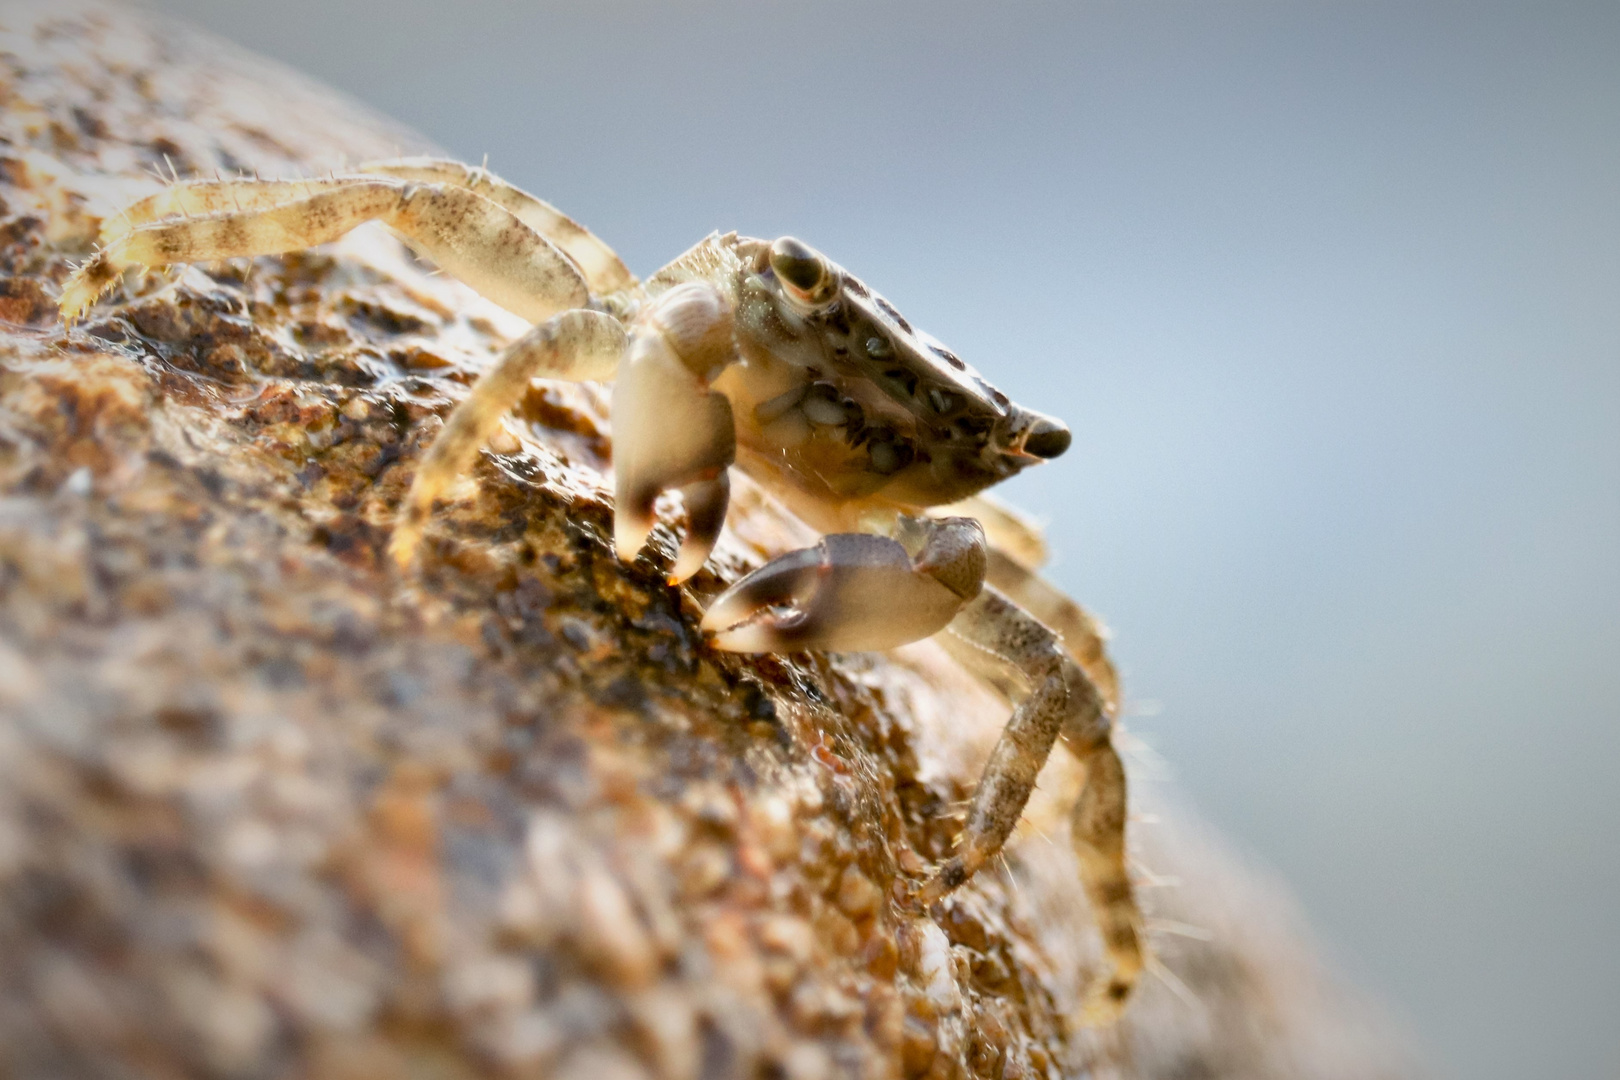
[842,275,869,297]
[874,295,912,333]
[803,382,863,426]
[804,381,862,427]
[953,415,992,441]
[867,430,914,474]
[840,398,866,437]
[930,344,967,371]
[884,367,920,397]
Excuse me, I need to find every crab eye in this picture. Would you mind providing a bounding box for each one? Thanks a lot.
[769,236,833,301]
[1022,417,1071,459]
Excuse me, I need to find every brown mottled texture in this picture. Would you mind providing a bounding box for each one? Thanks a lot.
[0,3,1420,1078]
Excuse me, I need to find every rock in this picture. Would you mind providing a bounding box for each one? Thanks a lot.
[0,3,1419,1078]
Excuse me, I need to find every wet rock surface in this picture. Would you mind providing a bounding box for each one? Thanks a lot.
[0,4,1418,1078]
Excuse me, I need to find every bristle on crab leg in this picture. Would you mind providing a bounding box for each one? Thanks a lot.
[929,587,1144,1022]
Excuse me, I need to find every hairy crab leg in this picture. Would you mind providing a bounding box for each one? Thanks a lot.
[60,179,588,324]
[99,177,353,244]
[701,516,985,653]
[610,281,740,581]
[934,495,1121,714]
[390,309,626,567]
[1068,729,1139,1023]
[929,590,1142,1023]
[984,549,1121,717]
[360,158,635,295]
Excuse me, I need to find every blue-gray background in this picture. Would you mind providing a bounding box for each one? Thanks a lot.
[133,2,1620,1076]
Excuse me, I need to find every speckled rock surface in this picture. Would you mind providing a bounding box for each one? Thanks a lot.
[0,4,1419,1078]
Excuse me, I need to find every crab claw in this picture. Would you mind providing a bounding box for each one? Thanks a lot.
[671,473,730,584]
[611,283,737,581]
[702,518,986,653]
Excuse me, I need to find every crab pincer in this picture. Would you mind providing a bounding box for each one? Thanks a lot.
[702,516,986,653]
[611,281,738,583]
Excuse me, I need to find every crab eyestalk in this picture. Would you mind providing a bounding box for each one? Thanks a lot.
[769,236,839,309]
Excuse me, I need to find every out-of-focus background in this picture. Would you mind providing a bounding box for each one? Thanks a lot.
[123,2,1619,1076]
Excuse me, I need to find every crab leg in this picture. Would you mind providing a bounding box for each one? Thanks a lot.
[611,282,741,581]
[359,158,635,295]
[702,516,985,653]
[984,549,1121,717]
[934,492,1051,571]
[390,309,626,567]
[60,179,588,324]
[927,589,1142,1021]
[99,177,354,242]
[935,495,1121,714]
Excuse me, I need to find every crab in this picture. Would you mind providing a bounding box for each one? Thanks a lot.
[57,158,1144,1020]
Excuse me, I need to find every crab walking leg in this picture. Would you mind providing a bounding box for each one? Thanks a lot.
[611,282,742,581]
[925,588,1142,1020]
[934,492,1051,571]
[100,165,634,296]
[99,177,357,243]
[935,494,1120,714]
[360,158,635,295]
[390,309,626,567]
[59,180,588,323]
[1067,732,1141,1022]
[702,516,986,653]
[62,180,392,319]
[985,549,1121,717]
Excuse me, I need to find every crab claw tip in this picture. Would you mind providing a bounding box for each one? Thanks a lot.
[613,513,654,565]
[668,549,707,585]
[702,605,813,652]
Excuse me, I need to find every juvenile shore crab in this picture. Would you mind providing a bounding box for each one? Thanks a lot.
[58,159,1144,1019]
